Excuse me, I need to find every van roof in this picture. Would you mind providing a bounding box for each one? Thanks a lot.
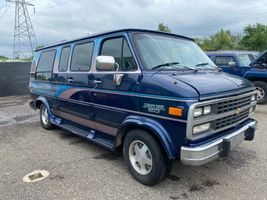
[35,29,194,51]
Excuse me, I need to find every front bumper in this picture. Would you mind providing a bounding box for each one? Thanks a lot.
[180,120,257,166]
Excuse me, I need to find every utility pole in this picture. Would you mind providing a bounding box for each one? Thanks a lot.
[6,0,36,60]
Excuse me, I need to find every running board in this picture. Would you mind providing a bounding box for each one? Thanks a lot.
[51,118,115,151]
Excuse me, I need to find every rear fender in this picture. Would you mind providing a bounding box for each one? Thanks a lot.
[35,96,55,120]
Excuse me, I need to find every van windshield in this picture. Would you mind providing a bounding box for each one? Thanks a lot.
[133,33,217,70]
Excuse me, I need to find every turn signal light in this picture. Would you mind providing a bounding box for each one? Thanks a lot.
[168,107,183,117]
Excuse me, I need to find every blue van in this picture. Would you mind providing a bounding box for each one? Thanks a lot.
[29,29,257,185]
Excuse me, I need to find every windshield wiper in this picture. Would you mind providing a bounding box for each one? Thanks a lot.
[151,62,180,70]
[181,66,197,71]
[151,62,197,77]
[195,62,209,67]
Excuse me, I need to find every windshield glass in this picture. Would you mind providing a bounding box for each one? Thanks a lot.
[238,54,253,66]
[133,33,217,70]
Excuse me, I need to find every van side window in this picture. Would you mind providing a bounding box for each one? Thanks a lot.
[100,38,137,71]
[215,56,235,67]
[71,42,94,71]
[36,50,56,81]
[58,47,70,72]
[122,40,138,71]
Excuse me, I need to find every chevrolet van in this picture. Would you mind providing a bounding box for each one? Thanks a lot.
[29,29,257,185]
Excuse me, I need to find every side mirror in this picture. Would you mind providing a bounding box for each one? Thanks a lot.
[228,61,237,67]
[96,56,115,71]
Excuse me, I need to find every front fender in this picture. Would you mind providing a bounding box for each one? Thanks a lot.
[119,115,176,159]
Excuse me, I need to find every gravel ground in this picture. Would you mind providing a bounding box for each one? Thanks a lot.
[0,95,266,200]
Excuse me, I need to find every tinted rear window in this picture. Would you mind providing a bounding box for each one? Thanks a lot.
[37,50,56,72]
[58,47,71,72]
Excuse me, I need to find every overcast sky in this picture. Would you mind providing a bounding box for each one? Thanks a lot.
[0,0,267,57]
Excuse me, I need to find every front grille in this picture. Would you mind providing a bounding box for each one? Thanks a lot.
[214,109,250,130]
[216,95,251,114]
[213,92,253,130]
[188,91,256,140]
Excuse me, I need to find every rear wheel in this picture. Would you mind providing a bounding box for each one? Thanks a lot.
[254,81,267,104]
[40,104,54,130]
[123,129,172,185]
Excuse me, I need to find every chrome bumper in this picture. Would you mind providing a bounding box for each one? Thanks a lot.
[180,120,257,166]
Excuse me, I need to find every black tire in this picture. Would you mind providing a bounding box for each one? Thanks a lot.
[254,81,267,104]
[40,104,55,130]
[123,129,172,185]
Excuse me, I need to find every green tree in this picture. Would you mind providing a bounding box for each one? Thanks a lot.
[157,23,171,33]
[35,45,44,50]
[21,56,33,62]
[196,29,240,51]
[0,55,8,61]
[239,23,267,51]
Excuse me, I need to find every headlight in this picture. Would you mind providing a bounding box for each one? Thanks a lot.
[193,106,211,117]
[203,106,211,115]
[193,123,210,135]
[193,107,203,117]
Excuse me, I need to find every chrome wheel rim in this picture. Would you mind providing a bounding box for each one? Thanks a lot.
[256,87,265,101]
[129,140,152,175]
[41,106,49,125]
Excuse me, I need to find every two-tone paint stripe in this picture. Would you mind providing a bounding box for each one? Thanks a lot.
[53,109,118,136]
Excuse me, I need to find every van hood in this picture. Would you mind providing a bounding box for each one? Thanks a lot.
[166,71,253,99]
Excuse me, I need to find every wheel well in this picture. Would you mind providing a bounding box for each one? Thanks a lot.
[35,100,43,109]
[118,124,168,157]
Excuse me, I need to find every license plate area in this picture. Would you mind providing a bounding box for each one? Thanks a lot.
[220,132,244,157]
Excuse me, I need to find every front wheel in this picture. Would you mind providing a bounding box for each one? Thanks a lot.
[254,81,267,104]
[123,129,171,185]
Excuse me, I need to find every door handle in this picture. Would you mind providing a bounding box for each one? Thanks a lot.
[67,77,74,83]
[93,80,102,84]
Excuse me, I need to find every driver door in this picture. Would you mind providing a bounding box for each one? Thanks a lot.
[91,35,140,132]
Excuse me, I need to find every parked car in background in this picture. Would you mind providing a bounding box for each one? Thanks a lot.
[250,50,267,69]
[207,50,267,104]
[29,29,257,185]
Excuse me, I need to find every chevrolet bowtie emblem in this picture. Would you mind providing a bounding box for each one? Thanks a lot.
[235,108,241,115]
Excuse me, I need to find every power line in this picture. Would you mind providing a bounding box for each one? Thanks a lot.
[39,0,74,10]
[182,12,267,34]
[0,2,11,17]
[169,3,267,26]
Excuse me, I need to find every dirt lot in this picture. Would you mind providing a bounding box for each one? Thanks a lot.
[0,96,266,200]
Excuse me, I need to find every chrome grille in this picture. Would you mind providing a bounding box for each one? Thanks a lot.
[214,109,250,130]
[216,95,251,114]
[187,90,257,141]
